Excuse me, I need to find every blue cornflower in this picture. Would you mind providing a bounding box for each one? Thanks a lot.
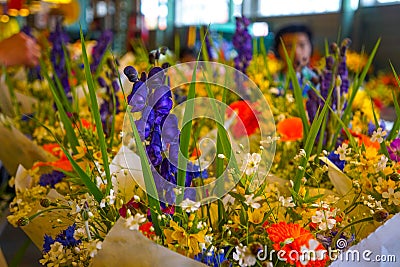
[327,151,346,171]
[194,249,231,267]
[368,120,386,136]
[43,224,81,253]
[39,170,65,188]
[186,162,208,187]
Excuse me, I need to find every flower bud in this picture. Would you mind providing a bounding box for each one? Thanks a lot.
[17,217,30,226]
[221,261,232,267]
[82,210,90,221]
[373,209,389,222]
[250,242,263,255]
[254,226,265,234]
[389,173,400,182]
[40,198,51,208]
[123,66,138,83]
[230,237,240,246]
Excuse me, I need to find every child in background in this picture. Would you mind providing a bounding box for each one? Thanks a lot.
[273,24,320,96]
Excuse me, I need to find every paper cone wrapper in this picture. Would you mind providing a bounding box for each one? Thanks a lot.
[92,218,206,267]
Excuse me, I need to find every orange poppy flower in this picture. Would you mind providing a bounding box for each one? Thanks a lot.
[33,143,73,172]
[266,222,328,267]
[348,130,380,149]
[277,117,303,141]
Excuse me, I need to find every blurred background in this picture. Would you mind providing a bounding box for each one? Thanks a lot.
[0,0,399,71]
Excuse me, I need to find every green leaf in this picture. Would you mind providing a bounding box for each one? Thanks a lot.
[33,118,103,202]
[370,98,390,157]
[280,39,310,136]
[176,26,210,214]
[311,87,357,149]
[330,38,381,150]
[40,61,79,154]
[259,37,273,83]
[80,28,112,195]
[293,85,334,193]
[387,61,400,141]
[126,110,162,236]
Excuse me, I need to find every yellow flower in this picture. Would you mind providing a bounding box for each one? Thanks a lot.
[375,177,396,194]
[382,187,400,205]
[346,50,369,73]
[352,90,379,122]
[163,220,207,257]
[248,208,264,224]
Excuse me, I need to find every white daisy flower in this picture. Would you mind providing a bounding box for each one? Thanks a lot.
[124,213,146,230]
[371,127,387,143]
[181,198,201,213]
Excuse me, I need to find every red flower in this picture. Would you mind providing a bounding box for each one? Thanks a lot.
[139,222,156,239]
[226,100,260,139]
[266,222,328,267]
[80,118,96,131]
[277,117,303,141]
[119,197,141,218]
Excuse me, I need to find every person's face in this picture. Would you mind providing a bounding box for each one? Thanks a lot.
[278,32,312,71]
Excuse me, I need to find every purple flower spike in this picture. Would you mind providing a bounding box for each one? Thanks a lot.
[161,114,180,144]
[233,16,252,75]
[124,66,139,83]
[129,83,148,112]
[388,138,400,162]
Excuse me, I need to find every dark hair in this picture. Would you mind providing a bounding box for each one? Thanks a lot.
[179,46,196,59]
[273,24,313,57]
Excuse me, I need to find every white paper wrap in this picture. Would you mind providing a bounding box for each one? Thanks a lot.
[91,218,206,267]
[329,214,400,267]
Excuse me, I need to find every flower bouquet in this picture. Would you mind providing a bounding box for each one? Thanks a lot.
[4,19,400,267]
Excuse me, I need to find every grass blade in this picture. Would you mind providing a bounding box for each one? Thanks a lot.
[330,39,381,150]
[126,110,162,235]
[387,61,400,140]
[33,117,103,202]
[370,98,390,157]
[80,28,112,195]
[280,39,310,136]
[41,61,79,154]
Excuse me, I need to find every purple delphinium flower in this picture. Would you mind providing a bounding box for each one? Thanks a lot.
[43,224,81,253]
[186,162,208,185]
[321,55,334,101]
[49,21,70,96]
[388,138,400,162]
[306,89,320,123]
[232,16,252,75]
[91,30,113,73]
[39,170,65,188]
[124,65,209,206]
[338,39,351,95]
